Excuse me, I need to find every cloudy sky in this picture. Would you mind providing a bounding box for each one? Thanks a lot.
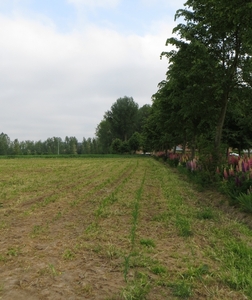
[0,0,185,142]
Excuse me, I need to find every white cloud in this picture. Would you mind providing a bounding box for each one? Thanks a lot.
[140,0,186,9]
[67,0,120,9]
[0,7,176,141]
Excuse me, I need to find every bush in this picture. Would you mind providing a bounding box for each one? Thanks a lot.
[237,189,252,213]
[218,172,252,206]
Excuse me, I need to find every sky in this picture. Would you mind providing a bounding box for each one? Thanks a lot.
[0,0,186,142]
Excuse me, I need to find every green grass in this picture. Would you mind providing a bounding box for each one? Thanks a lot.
[7,247,20,257]
[140,238,156,248]
[63,249,75,260]
[196,207,215,220]
[176,214,193,237]
[120,275,151,300]
[169,281,193,298]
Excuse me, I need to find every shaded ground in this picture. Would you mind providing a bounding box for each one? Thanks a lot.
[0,158,251,299]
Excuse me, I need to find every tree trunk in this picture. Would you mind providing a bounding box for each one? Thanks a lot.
[214,93,229,153]
[214,30,240,155]
[182,131,187,154]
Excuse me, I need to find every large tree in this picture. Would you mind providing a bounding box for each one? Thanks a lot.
[136,104,151,133]
[162,0,252,157]
[0,133,11,155]
[105,96,139,141]
[160,41,217,157]
[95,119,113,154]
[146,81,184,153]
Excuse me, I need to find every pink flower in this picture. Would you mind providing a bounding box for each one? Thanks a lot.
[229,166,234,176]
[223,168,228,179]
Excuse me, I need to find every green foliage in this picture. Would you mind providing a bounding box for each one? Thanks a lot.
[111,138,123,154]
[121,141,130,154]
[48,264,59,276]
[105,96,139,142]
[63,249,75,260]
[221,240,252,294]
[196,207,215,220]
[150,265,166,275]
[96,98,151,153]
[237,191,252,213]
[197,138,226,177]
[176,215,193,237]
[0,135,100,156]
[140,238,156,248]
[31,225,45,238]
[146,0,252,161]
[167,153,180,167]
[95,119,112,154]
[128,132,142,153]
[7,247,20,257]
[169,281,193,298]
[219,174,252,206]
[182,264,209,280]
[0,133,10,155]
[123,254,131,282]
[121,276,151,300]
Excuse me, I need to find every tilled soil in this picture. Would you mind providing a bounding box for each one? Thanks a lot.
[0,158,251,299]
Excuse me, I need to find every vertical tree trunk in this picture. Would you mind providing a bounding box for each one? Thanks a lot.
[214,30,240,156]
[214,93,229,153]
[173,145,176,154]
[182,131,187,155]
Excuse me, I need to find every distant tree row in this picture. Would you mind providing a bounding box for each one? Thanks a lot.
[0,96,151,156]
[0,133,100,155]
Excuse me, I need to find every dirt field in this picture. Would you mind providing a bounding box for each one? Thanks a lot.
[0,157,251,299]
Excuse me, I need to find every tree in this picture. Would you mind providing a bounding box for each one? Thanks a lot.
[160,0,252,161]
[34,140,45,155]
[111,138,123,154]
[160,41,217,158]
[91,138,99,154]
[136,104,151,133]
[121,141,130,154]
[82,138,89,154]
[65,136,78,154]
[87,138,93,154]
[0,133,10,155]
[223,87,252,153]
[144,82,186,154]
[105,96,139,141]
[128,132,142,153]
[12,139,20,155]
[20,140,35,155]
[95,119,113,153]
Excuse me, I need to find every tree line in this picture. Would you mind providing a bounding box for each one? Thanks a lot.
[0,133,100,155]
[97,0,252,160]
[95,96,151,154]
[1,0,252,158]
[0,97,151,155]
[143,0,252,161]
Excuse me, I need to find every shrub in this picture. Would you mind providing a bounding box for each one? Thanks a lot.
[237,188,252,213]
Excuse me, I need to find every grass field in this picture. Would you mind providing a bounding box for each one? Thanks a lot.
[0,157,252,299]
